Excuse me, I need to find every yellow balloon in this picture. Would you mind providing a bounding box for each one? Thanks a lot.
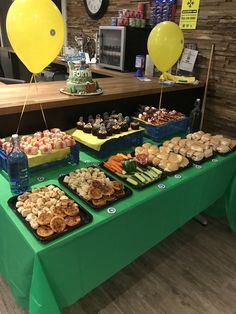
[147,21,184,73]
[6,0,65,74]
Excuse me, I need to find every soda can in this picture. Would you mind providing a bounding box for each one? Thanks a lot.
[111,17,117,26]
[140,19,146,28]
[129,18,136,27]
[135,18,141,28]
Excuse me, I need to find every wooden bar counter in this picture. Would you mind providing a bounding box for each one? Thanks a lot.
[0,71,204,136]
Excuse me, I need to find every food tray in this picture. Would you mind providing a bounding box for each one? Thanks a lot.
[71,129,144,159]
[100,163,166,190]
[0,142,80,175]
[58,172,132,211]
[216,147,236,157]
[189,153,216,165]
[132,117,189,142]
[158,161,192,176]
[7,186,93,243]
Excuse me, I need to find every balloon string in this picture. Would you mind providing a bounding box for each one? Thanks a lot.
[158,83,164,123]
[33,74,48,129]
[16,74,34,134]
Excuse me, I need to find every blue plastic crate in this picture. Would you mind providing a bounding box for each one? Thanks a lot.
[0,142,80,175]
[132,117,189,142]
[82,130,144,159]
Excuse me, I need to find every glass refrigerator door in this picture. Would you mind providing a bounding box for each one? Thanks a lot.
[99,27,125,70]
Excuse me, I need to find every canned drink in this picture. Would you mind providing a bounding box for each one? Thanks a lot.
[123,18,129,26]
[122,9,130,18]
[140,19,146,28]
[117,18,123,26]
[130,10,136,18]
[118,10,123,17]
[135,18,141,28]
[136,11,144,19]
[137,2,145,12]
[129,18,136,27]
[135,55,145,69]
[111,17,117,26]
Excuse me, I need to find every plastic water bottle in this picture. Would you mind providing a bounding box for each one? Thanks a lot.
[187,99,202,133]
[7,134,30,194]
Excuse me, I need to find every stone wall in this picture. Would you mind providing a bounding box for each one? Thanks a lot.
[67,0,236,137]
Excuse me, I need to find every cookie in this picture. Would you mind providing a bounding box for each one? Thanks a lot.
[65,215,81,227]
[63,205,80,216]
[36,226,54,238]
[37,212,53,225]
[50,216,66,233]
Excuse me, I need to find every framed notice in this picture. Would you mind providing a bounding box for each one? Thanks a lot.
[178,48,198,73]
[179,0,200,30]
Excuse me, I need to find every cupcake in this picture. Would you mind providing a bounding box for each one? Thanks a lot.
[112,123,121,134]
[77,117,85,130]
[97,125,107,139]
[83,123,93,133]
[120,121,129,132]
[106,123,113,136]
[92,123,100,136]
[130,121,140,130]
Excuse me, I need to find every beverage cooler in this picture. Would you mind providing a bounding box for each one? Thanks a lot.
[98,26,150,72]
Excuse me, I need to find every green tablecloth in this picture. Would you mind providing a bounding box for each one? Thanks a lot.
[0,150,236,314]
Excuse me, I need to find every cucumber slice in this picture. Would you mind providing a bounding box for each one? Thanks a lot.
[134,172,146,183]
[127,177,139,186]
[151,167,162,175]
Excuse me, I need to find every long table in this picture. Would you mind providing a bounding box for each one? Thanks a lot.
[0,150,236,313]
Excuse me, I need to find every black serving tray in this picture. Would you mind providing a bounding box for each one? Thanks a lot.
[100,162,166,190]
[158,161,192,176]
[216,147,236,157]
[7,186,93,243]
[58,171,132,211]
[189,153,216,165]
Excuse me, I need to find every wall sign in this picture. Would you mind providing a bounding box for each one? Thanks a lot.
[179,0,200,30]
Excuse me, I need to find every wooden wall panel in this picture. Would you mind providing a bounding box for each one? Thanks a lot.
[67,0,236,137]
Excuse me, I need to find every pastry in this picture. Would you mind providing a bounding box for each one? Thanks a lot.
[168,153,182,164]
[201,133,211,142]
[178,139,187,148]
[77,117,85,130]
[156,153,169,160]
[89,187,103,200]
[36,226,54,237]
[83,123,93,133]
[192,151,204,161]
[165,162,179,172]
[92,123,100,136]
[179,156,189,168]
[65,215,81,227]
[142,143,152,149]
[162,140,170,147]
[114,189,125,197]
[179,147,187,156]
[217,145,230,154]
[190,144,204,152]
[151,157,160,167]
[92,198,107,206]
[102,185,115,196]
[186,149,194,158]
[53,205,66,217]
[130,121,140,130]
[63,204,80,217]
[230,139,236,149]
[173,146,180,154]
[158,159,169,170]
[112,124,121,134]
[37,212,53,225]
[97,127,107,139]
[111,181,124,191]
[204,148,213,158]
[159,146,171,154]
[50,216,66,233]
[220,138,231,146]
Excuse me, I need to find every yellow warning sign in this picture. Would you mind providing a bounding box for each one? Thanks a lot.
[179,0,200,30]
